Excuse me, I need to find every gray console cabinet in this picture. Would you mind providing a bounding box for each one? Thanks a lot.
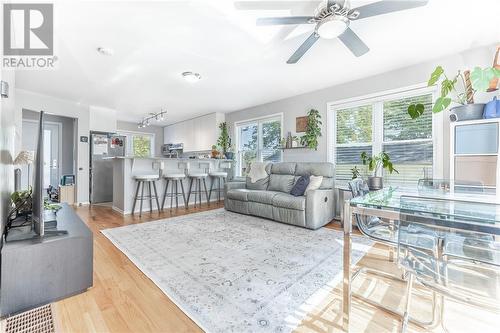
[1,204,93,316]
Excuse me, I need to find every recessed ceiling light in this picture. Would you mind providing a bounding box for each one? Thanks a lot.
[182,71,202,83]
[97,47,114,56]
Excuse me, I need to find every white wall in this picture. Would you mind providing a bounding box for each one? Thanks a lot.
[89,106,117,132]
[15,89,91,204]
[117,120,164,155]
[225,43,500,178]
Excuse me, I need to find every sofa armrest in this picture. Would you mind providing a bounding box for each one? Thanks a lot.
[305,189,335,229]
[224,181,246,194]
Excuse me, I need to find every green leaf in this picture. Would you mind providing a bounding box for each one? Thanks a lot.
[493,68,500,77]
[432,97,451,113]
[428,66,444,86]
[440,78,456,98]
[470,66,495,92]
[407,103,425,119]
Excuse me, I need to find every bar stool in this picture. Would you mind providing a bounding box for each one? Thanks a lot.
[209,161,231,202]
[161,162,187,210]
[132,174,161,217]
[186,162,210,208]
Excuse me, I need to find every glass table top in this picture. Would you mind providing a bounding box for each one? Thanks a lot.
[350,186,500,234]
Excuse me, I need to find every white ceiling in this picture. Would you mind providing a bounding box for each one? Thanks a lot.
[16,0,500,125]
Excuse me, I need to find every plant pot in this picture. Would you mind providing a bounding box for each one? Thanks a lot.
[224,152,234,160]
[449,103,485,122]
[367,176,383,191]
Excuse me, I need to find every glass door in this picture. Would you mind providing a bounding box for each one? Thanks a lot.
[236,116,282,176]
[43,123,61,188]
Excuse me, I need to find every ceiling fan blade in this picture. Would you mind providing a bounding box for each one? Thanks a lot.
[338,28,369,57]
[353,0,429,20]
[287,32,320,64]
[235,1,321,11]
[257,16,315,26]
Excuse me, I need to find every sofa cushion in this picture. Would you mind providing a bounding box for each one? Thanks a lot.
[270,162,296,175]
[247,190,280,204]
[227,189,250,201]
[248,201,274,220]
[272,193,306,211]
[268,174,296,193]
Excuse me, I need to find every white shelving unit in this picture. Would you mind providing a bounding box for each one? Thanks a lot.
[449,118,500,194]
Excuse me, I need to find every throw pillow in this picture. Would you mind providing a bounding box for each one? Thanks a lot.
[305,175,323,192]
[290,175,310,196]
[247,162,269,183]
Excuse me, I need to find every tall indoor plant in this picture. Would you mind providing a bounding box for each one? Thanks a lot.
[351,152,398,190]
[217,122,233,159]
[300,109,322,150]
[407,66,500,121]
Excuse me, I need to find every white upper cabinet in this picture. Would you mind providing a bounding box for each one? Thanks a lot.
[163,112,225,152]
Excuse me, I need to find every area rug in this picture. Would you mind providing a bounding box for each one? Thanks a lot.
[102,209,372,333]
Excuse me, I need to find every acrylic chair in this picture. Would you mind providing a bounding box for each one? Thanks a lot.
[397,196,500,333]
[347,179,440,328]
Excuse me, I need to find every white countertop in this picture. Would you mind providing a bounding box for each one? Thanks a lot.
[112,156,233,161]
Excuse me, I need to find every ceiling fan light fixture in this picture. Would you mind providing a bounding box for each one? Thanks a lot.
[316,16,349,39]
[182,71,202,83]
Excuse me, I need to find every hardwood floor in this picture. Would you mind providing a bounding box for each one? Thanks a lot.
[54,203,499,333]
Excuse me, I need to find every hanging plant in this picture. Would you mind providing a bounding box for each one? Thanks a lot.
[300,109,322,150]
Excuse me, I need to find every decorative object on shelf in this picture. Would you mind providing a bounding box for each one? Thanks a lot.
[280,137,286,148]
[483,96,500,119]
[286,132,293,149]
[295,116,308,133]
[217,122,232,157]
[291,136,300,148]
[300,109,322,150]
[211,145,219,159]
[137,108,167,128]
[13,150,35,188]
[351,151,398,191]
[407,65,500,121]
[488,46,500,92]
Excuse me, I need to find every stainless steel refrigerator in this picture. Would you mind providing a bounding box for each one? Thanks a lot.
[90,132,126,204]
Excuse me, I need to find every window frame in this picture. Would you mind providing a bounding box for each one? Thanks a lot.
[117,130,156,157]
[327,84,443,185]
[234,113,283,177]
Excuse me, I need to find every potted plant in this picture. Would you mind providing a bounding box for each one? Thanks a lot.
[211,145,219,159]
[217,122,232,158]
[300,109,322,150]
[407,66,500,121]
[225,144,235,160]
[353,152,398,190]
[292,136,300,147]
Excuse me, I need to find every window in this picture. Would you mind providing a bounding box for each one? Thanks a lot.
[119,131,155,157]
[235,115,282,176]
[330,88,437,187]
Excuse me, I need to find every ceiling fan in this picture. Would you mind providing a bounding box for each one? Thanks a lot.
[251,0,429,63]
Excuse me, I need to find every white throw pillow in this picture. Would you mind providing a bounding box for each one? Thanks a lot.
[247,162,269,183]
[305,175,323,192]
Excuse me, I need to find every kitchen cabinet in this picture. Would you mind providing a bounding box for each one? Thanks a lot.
[164,112,225,152]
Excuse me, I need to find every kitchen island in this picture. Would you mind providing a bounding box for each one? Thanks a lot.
[112,156,233,214]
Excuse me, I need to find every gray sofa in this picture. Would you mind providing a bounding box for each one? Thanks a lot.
[224,162,335,230]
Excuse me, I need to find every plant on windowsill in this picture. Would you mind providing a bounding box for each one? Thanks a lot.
[407,66,500,121]
[351,151,398,190]
[300,109,322,150]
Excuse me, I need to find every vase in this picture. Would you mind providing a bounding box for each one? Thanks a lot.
[367,176,383,191]
[224,152,234,160]
[449,103,485,122]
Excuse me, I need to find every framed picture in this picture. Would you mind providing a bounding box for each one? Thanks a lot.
[296,116,308,133]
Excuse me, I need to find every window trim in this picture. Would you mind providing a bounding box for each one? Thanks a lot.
[234,113,284,176]
[327,84,443,184]
[116,130,156,157]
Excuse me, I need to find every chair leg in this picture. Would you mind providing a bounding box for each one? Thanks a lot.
[180,179,187,209]
[217,177,221,202]
[203,178,209,205]
[208,177,214,202]
[170,178,174,210]
[148,182,153,213]
[152,181,160,213]
[175,180,179,209]
[401,273,414,333]
[132,180,141,215]
[186,178,193,207]
[161,179,169,211]
[198,179,202,206]
[139,181,145,217]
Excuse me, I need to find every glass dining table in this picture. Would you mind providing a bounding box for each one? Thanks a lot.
[342,186,500,332]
